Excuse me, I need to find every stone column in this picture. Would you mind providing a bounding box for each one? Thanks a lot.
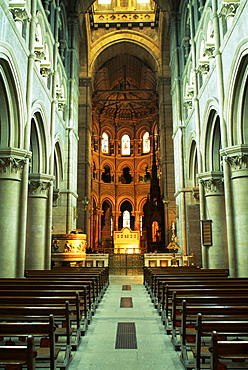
[0,149,30,277]
[78,77,92,236]
[223,146,248,276]
[25,174,53,270]
[199,172,228,269]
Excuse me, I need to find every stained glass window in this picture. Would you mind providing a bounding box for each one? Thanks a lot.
[102,132,109,154]
[143,131,150,153]
[122,134,130,155]
[123,210,130,228]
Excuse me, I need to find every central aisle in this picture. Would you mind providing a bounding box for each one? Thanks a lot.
[68,275,185,370]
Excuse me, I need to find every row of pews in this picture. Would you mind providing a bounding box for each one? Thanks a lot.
[144,266,248,370]
[0,266,109,370]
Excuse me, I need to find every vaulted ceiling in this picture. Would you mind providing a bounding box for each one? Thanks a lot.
[92,54,157,120]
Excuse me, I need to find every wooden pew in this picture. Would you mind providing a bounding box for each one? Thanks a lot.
[179,301,248,369]
[25,267,109,302]
[163,285,248,333]
[0,302,72,370]
[0,315,58,369]
[0,283,92,327]
[195,314,248,370]
[0,293,82,347]
[0,279,95,314]
[171,293,248,350]
[0,335,37,370]
[150,274,232,306]
[209,331,248,370]
[143,267,229,295]
[158,278,248,314]
[0,288,89,322]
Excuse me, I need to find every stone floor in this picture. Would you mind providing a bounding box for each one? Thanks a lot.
[67,275,185,370]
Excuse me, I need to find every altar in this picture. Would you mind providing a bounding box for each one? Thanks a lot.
[114,227,140,254]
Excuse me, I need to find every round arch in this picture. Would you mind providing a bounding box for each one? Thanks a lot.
[0,44,27,149]
[89,36,160,77]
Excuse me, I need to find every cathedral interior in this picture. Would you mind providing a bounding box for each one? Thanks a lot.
[1,0,248,277]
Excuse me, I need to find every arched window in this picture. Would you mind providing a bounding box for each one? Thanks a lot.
[119,201,134,230]
[120,167,132,184]
[123,210,130,228]
[102,132,109,154]
[102,165,111,183]
[121,134,130,155]
[143,132,150,153]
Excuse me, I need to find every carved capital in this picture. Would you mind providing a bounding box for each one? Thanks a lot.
[0,149,30,180]
[192,187,199,200]
[58,100,67,111]
[220,2,240,17]
[40,62,52,77]
[28,179,52,197]
[198,171,224,196]
[198,62,210,74]
[183,99,192,109]
[10,7,28,21]
[53,188,60,204]
[201,178,224,195]
[0,156,27,175]
[225,154,248,171]
[34,48,45,63]
[203,46,215,59]
[28,174,54,198]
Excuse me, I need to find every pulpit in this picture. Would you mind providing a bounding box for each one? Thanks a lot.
[51,230,87,265]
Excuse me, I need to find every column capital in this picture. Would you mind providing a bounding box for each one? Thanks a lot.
[198,171,224,195]
[28,173,54,198]
[219,2,240,17]
[221,145,248,177]
[0,148,31,180]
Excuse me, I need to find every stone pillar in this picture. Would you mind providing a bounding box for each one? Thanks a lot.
[0,149,30,277]
[223,146,248,276]
[199,172,228,269]
[25,174,53,270]
[78,77,92,236]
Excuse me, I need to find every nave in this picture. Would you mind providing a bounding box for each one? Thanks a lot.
[68,275,184,370]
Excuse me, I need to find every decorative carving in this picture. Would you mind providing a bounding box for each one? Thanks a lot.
[28,179,52,196]
[10,7,28,21]
[53,188,60,203]
[203,46,215,59]
[220,2,240,17]
[225,154,248,171]
[0,156,28,175]
[201,178,224,194]
[192,187,199,200]
[34,48,45,63]
[40,62,52,77]
[183,99,192,109]
[198,62,210,74]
